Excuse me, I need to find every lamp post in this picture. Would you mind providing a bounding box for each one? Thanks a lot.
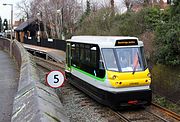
[3,3,13,41]
[37,12,42,45]
[3,3,13,57]
[57,8,64,40]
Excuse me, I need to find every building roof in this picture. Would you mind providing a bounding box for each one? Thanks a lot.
[14,18,36,32]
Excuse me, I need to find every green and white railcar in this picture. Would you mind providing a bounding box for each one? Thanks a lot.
[65,36,152,109]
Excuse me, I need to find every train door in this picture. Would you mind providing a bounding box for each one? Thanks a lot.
[66,42,71,70]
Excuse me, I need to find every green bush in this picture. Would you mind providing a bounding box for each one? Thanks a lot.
[76,8,149,36]
[154,1,180,65]
[144,7,161,30]
[111,11,146,36]
[76,6,163,36]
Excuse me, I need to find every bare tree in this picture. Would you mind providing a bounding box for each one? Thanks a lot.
[29,0,82,39]
[30,0,61,38]
[110,0,115,14]
[16,0,32,19]
[122,0,133,12]
[133,0,157,6]
[16,0,84,39]
[121,0,161,12]
[29,0,50,38]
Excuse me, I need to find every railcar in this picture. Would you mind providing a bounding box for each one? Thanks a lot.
[65,36,152,109]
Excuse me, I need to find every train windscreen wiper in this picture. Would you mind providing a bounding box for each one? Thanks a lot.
[132,53,139,75]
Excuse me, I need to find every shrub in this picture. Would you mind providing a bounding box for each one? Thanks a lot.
[154,1,180,65]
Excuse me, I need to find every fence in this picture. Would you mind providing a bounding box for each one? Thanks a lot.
[24,37,66,51]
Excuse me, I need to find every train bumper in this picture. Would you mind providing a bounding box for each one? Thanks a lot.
[106,89,152,108]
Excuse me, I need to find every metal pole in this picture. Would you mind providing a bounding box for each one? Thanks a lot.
[61,7,64,40]
[9,4,13,57]
[11,4,13,41]
[3,3,13,56]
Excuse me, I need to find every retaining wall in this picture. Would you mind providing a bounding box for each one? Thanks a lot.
[0,38,69,122]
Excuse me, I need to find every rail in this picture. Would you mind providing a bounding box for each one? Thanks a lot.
[152,103,180,121]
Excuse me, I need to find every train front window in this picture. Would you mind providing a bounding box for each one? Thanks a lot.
[102,49,118,71]
[102,47,147,72]
[116,47,146,72]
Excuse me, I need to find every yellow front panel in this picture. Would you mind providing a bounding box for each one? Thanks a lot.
[107,69,151,88]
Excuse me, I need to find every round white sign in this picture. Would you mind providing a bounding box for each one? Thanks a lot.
[46,70,65,88]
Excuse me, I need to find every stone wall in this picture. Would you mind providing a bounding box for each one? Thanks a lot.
[0,38,69,122]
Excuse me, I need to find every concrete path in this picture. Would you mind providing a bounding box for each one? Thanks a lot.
[23,44,66,62]
[0,50,19,122]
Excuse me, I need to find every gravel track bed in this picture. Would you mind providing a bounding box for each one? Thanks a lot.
[34,58,123,122]
[59,83,123,122]
[118,109,166,122]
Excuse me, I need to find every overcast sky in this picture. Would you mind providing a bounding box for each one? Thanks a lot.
[0,0,22,21]
[0,0,124,23]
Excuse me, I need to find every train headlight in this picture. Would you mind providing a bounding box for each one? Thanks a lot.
[147,73,151,78]
[112,75,117,80]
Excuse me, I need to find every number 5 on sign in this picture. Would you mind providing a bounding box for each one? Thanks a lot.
[46,70,65,88]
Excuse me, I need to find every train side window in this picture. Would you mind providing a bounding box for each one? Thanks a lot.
[71,43,80,67]
[90,46,105,78]
[80,44,85,64]
[84,45,90,64]
[90,46,97,68]
[78,44,92,74]
[71,44,75,66]
[71,43,105,78]
[76,44,80,67]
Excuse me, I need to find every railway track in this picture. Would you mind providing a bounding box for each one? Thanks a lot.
[113,103,180,122]
[33,56,65,70]
[115,108,168,122]
[150,103,180,121]
[115,104,180,122]
[33,55,180,122]
[115,111,168,122]
[115,111,131,122]
[34,56,124,121]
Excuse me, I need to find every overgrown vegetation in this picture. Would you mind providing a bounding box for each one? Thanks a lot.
[151,64,180,102]
[154,0,180,65]
[153,94,180,114]
[77,8,147,36]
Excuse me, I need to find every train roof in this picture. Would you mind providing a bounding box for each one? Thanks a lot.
[66,36,143,48]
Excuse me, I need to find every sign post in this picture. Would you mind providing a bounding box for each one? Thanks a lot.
[46,70,65,88]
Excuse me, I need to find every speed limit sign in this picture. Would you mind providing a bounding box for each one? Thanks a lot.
[46,70,65,88]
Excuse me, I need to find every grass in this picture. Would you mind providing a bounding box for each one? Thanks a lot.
[153,94,180,114]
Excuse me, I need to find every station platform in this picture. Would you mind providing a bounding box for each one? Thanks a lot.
[0,50,19,122]
[23,44,66,63]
